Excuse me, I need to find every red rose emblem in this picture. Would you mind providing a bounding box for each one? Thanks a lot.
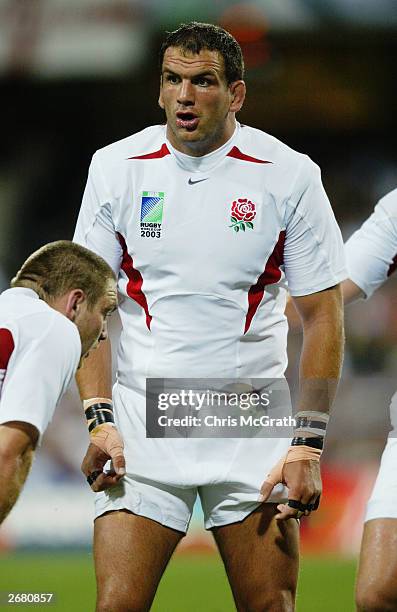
[231,198,256,222]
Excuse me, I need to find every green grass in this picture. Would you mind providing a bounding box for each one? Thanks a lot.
[0,552,357,611]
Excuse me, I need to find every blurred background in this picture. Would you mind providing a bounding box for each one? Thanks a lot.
[1,0,397,610]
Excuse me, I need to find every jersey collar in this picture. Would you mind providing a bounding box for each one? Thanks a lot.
[165,122,240,174]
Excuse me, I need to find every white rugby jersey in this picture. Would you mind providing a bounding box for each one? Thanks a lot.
[0,288,81,435]
[74,123,346,390]
[345,189,397,298]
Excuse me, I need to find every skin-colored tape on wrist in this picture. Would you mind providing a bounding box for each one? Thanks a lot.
[89,423,124,458]
[264,445,322,486]
[83,397,113,410]
[285,446,322,463]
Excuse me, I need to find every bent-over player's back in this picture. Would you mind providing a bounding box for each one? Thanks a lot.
[0,287,81,432]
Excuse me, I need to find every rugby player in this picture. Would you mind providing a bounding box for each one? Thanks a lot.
[0,241,122,525]
[342,188,397,611]
[74,22,345,611]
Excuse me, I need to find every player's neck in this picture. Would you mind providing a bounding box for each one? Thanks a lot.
[166,123,239,174]
[166,116,237,157]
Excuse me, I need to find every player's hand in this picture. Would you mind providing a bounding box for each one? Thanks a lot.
[81,443,124,492]
[260,457,322,521]
[82,424,126,492]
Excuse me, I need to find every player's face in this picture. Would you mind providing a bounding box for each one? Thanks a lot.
[77,278,117,361]
[159,47,245,156]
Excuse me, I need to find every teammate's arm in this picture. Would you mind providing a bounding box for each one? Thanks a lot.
[0,421,38,524]
[342,279,365,305]
[344,191,397,304]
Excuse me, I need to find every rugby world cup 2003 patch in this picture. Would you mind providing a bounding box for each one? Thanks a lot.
[140,191,164,238]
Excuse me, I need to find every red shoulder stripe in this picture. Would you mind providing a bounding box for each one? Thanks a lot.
[127,143,170,160]
[227,146,271,164]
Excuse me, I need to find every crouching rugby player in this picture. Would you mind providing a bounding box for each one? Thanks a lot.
[0,241,124,525]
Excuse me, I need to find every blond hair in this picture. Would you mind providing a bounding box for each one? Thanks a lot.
[11,241,115,307]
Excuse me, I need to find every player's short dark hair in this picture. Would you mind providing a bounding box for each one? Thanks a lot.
[159,22,244,84]
[11,241,115,308]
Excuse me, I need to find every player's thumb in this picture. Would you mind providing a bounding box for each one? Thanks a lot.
[106,430,126,476]
[259,480,274,503]
[259,454,286,502]
[111,452,126,476]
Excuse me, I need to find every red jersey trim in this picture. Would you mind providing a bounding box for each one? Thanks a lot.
[127,143,170,160]
[227,146,271,164]
[0,328,15,370]
[244,231,286,334]
[116,233,152,330]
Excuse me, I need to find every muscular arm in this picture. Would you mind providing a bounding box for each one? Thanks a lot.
[0,421,38,525]
[262,285,344,519]
[293,284,344,414]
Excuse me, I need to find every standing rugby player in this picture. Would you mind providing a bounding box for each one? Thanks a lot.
[343,188,397,611]
[74,22,345,611]
[0,241,122,524]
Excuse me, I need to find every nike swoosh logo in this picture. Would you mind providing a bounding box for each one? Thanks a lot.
[188,177,209,185]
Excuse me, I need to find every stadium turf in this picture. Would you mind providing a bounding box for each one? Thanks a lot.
[0,552,357,611]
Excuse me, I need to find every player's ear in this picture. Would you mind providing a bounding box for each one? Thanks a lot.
[65,289,86,321]
[229,80,246,113]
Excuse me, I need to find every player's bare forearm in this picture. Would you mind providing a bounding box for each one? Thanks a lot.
[292,284,344,415]
[0,423,37,525]
[0,449,33,524]
[76,337,112,399]
[76,338,126,487]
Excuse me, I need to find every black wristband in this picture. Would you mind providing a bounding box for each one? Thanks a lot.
[85,402,113,421]
[85,402,115,433]
[291,436,323,450]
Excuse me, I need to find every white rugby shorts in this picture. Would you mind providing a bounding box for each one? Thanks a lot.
[94,383,290,531]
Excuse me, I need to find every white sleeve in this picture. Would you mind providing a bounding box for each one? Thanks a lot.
[0,314,81,437]
[345,190,397,299]
[73,152,122,276]
[283,157,346,296]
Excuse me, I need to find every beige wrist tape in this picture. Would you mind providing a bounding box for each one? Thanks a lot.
[265,445,322,487]
[89,422,124,458]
